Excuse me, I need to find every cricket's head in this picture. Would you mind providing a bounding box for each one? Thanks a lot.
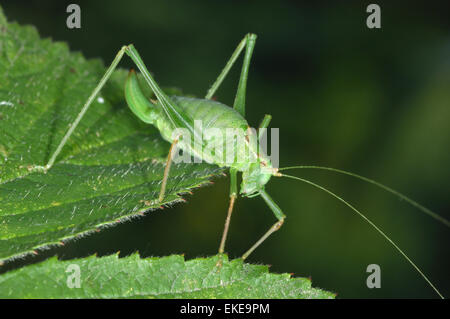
[240,161,278,197]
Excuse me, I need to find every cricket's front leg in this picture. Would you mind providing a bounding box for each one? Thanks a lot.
[215,168,238,268]
[218,168,239,254]
[241,189,286,260]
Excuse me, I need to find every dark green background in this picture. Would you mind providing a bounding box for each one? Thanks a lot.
[3,0,449,298]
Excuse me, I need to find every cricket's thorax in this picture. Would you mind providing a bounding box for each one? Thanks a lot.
[155,96,275,194]
[124,72,275,196]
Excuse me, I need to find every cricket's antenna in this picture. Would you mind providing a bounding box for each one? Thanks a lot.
[278,165,449,228]
[276,172,444,299]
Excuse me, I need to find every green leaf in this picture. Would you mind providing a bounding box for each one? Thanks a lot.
[0,254,335,298]
[0,7,221,262]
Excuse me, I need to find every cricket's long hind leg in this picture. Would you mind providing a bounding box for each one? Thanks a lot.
[241,189,286,260]
[232,33,256,117]
[218,168,238,254]
[208,33,257,254]
[44,46,130,170]
[205,33,257,118]
[158,137,180,203]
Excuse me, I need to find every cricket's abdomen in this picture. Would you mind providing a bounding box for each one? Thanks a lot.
[155,96,255,171]
[174,96,248,131]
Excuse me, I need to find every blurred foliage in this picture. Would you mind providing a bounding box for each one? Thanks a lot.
[2,0,449,298]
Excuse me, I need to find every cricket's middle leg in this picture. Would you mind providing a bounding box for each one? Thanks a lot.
[158,137,180,203]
